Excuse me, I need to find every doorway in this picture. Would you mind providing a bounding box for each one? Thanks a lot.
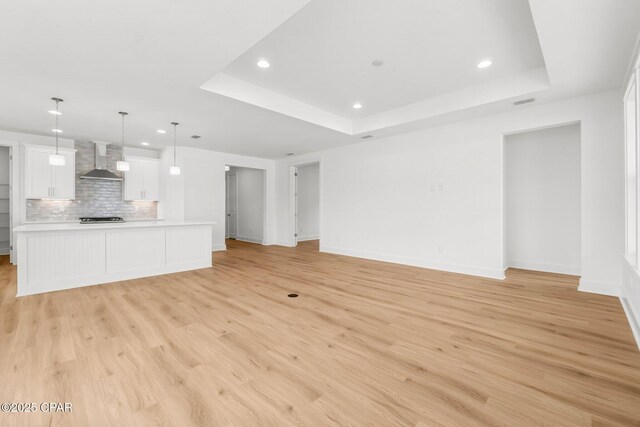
[292,162,320,247]
[0,146,11,257]
[503,123,581,275]
[225,165,266,244]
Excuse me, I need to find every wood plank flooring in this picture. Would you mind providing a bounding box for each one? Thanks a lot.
[0,240,639,426]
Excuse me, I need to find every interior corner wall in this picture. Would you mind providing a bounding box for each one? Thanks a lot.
[161,146,276,251]
[296,163,319,240]
[275,90,623,291]
[504,124,581,275]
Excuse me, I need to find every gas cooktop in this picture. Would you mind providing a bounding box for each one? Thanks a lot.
[79,217,125,224]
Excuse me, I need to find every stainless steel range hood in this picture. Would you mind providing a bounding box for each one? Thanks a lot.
[80,141,122,181]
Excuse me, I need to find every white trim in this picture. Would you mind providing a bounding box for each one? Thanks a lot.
[577,279,621,296]
[212,244,227,251]
[505,259,580,276]
[320,245,505,280]
[621,255,640,350]
[620,297,640,351]
[296,235,319,242]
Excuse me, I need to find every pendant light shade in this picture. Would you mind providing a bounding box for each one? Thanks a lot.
[116,111,130,172]
[49,97,65,166]
[49,154,66,166]
[169,122,181,176]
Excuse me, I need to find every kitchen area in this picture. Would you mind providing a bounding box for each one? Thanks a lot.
[5,123,214,297]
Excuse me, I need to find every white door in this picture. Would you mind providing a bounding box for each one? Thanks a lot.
[51,151,75,199]
[226,173,238,239]
[25,148,52,199]
[142,160,159,201]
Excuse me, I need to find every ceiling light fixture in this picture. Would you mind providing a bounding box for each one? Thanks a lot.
[48,110,62,115]
[353,103,363,109]
[116,112,130,172]
[257,59,270,69]
[48,97,65,166]
[141,142,150,146]
[477,59,492,69]
[169,122,181,176]
[157,129,166,134]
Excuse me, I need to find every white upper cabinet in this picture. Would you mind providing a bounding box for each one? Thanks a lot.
[123,157,159,201]
[24,145,76,200]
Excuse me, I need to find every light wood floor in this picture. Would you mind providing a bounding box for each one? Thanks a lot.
[1,240,639,426]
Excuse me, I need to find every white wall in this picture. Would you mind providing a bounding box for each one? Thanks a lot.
[505,124,581,275]
[161,146,275,251]
[296,163,319,240]
[275,90,623,293]
[234,167,265,243]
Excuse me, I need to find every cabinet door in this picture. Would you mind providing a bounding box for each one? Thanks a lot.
[142,160,159,201]
[52,151,75,199]
[123,158,145,200]
[25,148,52,199]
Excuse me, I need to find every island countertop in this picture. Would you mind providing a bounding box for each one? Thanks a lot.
[14,220,216,233]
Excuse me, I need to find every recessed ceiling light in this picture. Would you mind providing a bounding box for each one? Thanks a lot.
[141,142,150,146]
[157,129,166,134]
[48,110,62,115]
[51,128,63,133]
[190,135,201,139]
[477,60,492,69]
[286,153,294,156]
[257,59,270,69]
[353,103,363,109]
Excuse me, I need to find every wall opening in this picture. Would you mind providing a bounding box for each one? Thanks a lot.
[503,123,581,276]
[225,165,266,245]
[291,162,320,248]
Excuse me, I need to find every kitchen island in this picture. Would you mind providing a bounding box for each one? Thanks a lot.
[13,221,215,296]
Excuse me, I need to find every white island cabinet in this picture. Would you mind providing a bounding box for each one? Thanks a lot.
[13,221,215,296]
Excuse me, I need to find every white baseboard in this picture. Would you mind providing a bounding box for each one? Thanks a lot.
[236,236,264,244]
[506,259,580,276]
[578,279,621,296]
[297,235,319,242]
[212,244,227,251]
[621,297,640,351]
[319,245,504,280]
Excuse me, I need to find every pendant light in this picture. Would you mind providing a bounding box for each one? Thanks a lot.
[48,97,65,166]
[116,112,130,171]
[169,121,181,175]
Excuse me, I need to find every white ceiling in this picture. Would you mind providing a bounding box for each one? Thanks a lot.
[0,0,638,159]
[221,0,545,118]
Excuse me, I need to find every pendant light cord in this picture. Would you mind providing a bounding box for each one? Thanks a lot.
[119,112,128,161]
[171,122,179,166]
[55,99,60,155]
[51,97,64,155]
